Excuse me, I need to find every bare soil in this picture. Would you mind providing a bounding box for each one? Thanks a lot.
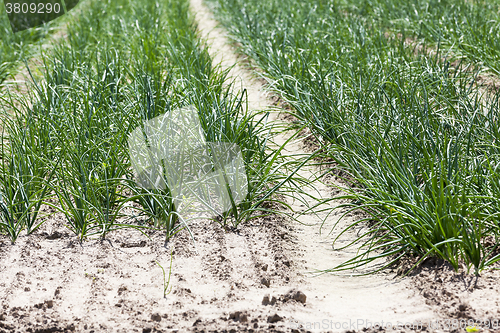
[1,1,500,333]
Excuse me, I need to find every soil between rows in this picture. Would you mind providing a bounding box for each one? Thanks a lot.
[2,0,500,332]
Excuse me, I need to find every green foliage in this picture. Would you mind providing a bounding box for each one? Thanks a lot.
[0,0,71,85]
[208,0,500,274]
[156,250,174,298]
[0,0,296,242]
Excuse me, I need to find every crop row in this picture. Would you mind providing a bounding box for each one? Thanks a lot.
[208,0,500,274]
[0,0,304,242]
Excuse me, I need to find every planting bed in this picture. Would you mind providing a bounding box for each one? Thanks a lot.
[1,0,500,332]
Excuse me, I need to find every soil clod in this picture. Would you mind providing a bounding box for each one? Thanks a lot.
[228,311,248,322]
[260,277,271,287]
[267,313,283,323]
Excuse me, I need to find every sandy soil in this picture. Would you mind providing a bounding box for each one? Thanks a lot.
[1,1,500,332]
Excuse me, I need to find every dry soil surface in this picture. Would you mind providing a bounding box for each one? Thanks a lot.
[1,1,500,333]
